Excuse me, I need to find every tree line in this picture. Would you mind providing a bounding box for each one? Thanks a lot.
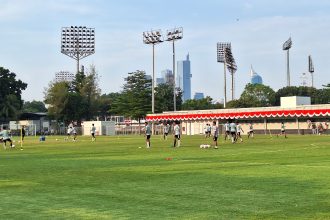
[1,65,329,123]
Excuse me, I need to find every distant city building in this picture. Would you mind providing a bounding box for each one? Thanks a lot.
[250,66,263,85]
[156,77,165,86]
[177,54,192,101]
[145,75,152,81]
[55,71,75,82]
[161,69,174,85]
[194,92,204,100]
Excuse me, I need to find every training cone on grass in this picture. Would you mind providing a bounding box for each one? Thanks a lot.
[165,157,172,161]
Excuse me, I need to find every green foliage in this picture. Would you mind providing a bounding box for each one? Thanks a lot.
[275,86,320,105]
[182,96,223,110]
[110,70,151,119]
[0,67,27,121]
[155,84,183,112]
[239,83,276,107]
[22,100,47,113]
[44,65,101,122]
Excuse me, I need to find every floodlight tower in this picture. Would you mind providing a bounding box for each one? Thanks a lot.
[166,27,183,111]
[282,37,292,87]
[61,26,95,74]
[308,55,314,87]
[224,47,237,101]
[217,42,231,108]
[143,30,163,114]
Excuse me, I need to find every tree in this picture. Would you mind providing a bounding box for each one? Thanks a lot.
[239,83,276,107]
[111,70,151,120]
[23,100,47,113]
[182,96,223,110]
[155,84,182,113]
[0,67,27,121]
[274,86,319,105]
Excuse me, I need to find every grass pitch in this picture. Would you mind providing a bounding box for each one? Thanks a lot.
[0,134,329,219]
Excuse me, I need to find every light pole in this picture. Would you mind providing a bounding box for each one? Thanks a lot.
[308,55,314,87]
[143,30,163,114]
[224,47,237,101]
[283,37,292,87]
[166,27,183,111]
[217,43,231,107]
[61,26,95,74]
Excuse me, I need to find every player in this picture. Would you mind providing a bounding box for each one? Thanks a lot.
[236,122,244,142]
[0,126,15,149]
[163,122,170,140]
[247,123,254,138]
[204,124,208,138]
[66,126,72,141]
[72,126,77,141]
[144,121,151,148]
[224,121,230,140]
[277,122,287,138]
[229,121,237,143]
[90,124,96,141]
[21,125,26,141]
[207,124,212,138]
[173,121,181,147]
[212,121,219,149]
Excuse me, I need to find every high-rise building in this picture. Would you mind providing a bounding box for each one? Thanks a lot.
[177,54,192,101]
[156,77,165,86]
[194,92,204,100]
[161,69,174,85]
[250,66,263,85]
[55,71,75,82]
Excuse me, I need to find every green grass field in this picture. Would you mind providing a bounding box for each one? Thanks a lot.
[0,134,329,219]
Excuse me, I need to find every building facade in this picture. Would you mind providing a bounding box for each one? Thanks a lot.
[177,54,192,101]
[250,66,263,85]
[55,71,75,82]
[194,92,205,100]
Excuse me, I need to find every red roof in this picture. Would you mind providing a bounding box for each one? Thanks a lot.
[146,108,330,121]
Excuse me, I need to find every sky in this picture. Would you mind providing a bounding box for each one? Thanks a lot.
[1,0,330,102]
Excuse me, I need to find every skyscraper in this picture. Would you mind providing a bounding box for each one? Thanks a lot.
[55,71,75,82]
[177,54,192,101]
[161,69,174,85]
[250,65,263,85]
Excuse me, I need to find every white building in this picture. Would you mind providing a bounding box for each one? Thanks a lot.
[55,71,75,82]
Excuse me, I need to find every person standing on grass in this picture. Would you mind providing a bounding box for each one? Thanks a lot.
[163,122,170,140]
[229,121,237,143]
[247,123,254,138]
[173,121,181,147]
[0,126,15,149]
[236,122,244,142]
[224,121,230,140]
[91,124,96,141]
[277,122,287,138]
[212,121,219,149]
[144,121,151,148]
[72,126,77,141]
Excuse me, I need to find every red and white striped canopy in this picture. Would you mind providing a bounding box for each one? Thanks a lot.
[146,108,330,121]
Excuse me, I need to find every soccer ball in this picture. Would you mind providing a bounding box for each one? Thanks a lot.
[56,139,59,141]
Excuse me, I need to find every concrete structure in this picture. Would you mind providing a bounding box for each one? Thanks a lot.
[177,54,192,101]
[194,92,205,100]
[280,96,311,108]
[146,103,330,135]
[55,71,75,82]
[82,121,115,136]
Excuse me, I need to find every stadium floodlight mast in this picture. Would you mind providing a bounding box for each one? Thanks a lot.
[224,47,237,101]
[308,55,314,87]
[143,29,163,114]
[217,42,231,107]
[61,26,95,74]
[283,37,292,87]
[166,27,183,112]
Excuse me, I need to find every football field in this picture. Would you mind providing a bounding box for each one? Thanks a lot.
[0,134,329,219]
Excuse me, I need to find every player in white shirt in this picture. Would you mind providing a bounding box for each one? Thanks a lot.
[72,126,77,141]
[163,122,170,140]
[247,123,254,138]
[144,122,151,148]
[229,121,237,143]
[236,122,244,142]
[224,121,230,140]
[173,121,181,147]
[90,124,96,141]
[212,121,219,149]
[66,126,72,141]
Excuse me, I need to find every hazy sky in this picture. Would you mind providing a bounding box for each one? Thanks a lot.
[1,0,330,102]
